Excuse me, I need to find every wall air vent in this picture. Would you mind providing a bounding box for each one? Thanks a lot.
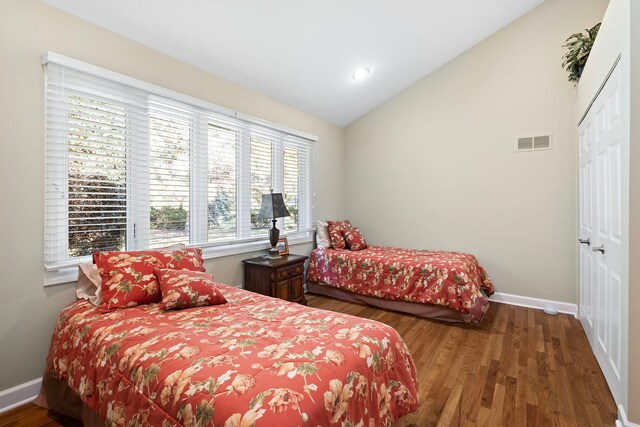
[517,137,533,151]
[517,133,552,152]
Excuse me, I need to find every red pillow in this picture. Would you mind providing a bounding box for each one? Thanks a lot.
[155,269,227,310]
[327,220,352,249]
[344,228,367,251]
[94,248,205,312]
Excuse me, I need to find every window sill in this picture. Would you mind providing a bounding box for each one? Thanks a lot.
[200,232,313,259]
[43,232,314,287]
[44,268,81,287]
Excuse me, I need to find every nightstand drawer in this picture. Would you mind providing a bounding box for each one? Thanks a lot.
[276,264,304,281]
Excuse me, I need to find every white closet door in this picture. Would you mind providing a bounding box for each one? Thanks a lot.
[578,107,595,333]
[579,62,622,404]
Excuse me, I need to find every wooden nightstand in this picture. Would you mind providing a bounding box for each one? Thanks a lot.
[243,254,309,305]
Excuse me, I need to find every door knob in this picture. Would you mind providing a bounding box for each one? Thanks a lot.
[592,245,605,254]
[579,238,591,246]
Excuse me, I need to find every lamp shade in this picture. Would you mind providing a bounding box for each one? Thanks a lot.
[257,192,290,220]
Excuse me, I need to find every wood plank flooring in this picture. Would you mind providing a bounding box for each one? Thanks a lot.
[0,296,617,426]
[308,296,617,427]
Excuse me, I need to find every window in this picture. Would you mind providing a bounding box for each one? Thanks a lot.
[250,137,274,236]
[207,123,239,242]
[44,54,315,275]
[66,95,128,257]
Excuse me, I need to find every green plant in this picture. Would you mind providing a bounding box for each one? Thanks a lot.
[68,173,126,257]
[562,23,601,83]
[150,205,188,231]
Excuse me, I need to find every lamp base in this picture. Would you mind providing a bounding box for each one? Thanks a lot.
[264,247,281,259]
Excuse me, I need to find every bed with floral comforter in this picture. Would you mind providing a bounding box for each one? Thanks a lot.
[307,246,494,325]
[42,283,418,426]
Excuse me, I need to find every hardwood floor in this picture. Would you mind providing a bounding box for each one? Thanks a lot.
[0,405,81,427]
[308,296,617,427]
[0,296,617,427]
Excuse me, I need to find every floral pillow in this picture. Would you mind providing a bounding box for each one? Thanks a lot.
[94,248,205,312]
[78,243,187,307]
[155,269,227,310]
[344,228,367,251]
[327,220,352,249]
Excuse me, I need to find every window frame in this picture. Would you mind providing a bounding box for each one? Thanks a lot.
[43,52,316,286]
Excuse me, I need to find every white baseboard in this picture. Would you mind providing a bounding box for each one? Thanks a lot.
[617,404,640,427]
[491,292,578,318]
[0,377,42,414]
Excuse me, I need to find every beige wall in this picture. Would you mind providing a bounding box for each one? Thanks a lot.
[0,0,344,390]
[344,0,608,304]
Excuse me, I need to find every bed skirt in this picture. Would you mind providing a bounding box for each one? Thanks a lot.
[307,280,474,323]
[34,373,105,427]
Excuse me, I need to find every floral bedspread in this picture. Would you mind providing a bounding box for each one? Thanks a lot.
[307,246,494,324]
[45,283,418,426]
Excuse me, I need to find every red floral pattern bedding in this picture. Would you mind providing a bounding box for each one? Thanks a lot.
[307,246,494,324]
[45,283,418,426]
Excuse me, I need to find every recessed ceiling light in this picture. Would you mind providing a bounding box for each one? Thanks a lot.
[352,68,370,81]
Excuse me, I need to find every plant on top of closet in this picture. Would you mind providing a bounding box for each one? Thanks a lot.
[562,23,601,83]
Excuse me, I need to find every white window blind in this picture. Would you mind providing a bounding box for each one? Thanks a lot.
[250,136,274,237]
[148,101,192,248]
[207,119,240,243]
[44,54,315,272]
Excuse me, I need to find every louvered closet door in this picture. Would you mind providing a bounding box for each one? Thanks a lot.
[579,62,623,404]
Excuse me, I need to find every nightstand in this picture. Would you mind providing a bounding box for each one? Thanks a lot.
[243,254,309,305]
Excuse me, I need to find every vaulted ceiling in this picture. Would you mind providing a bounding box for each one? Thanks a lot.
[41,0,544,126]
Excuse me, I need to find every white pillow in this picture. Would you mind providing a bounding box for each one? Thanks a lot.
[316,219,331,248]
[77,261,102,306]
